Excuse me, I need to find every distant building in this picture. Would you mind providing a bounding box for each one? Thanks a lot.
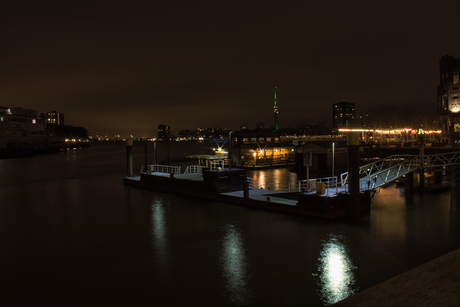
[229,132,295,167]
[332,102,355,128]
[178,129,192,140]
[157,124,171,141]
[256,122,265,131]
[195,127,227,140]
[0,106,45,149]
[437,55,460,145]
[39,110,65,128]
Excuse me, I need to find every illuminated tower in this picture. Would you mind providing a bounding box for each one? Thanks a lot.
[273,87,279,131]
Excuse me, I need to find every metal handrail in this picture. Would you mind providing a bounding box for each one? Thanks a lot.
[184,165,204,174]
[252,176,338,195]
[148,164,181,174]
[340,155,419,187]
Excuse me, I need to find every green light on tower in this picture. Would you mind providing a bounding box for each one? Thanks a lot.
[273,86,279,131]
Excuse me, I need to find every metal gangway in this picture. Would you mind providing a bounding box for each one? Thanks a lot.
[340,152,460,192]
[245,151,460,196]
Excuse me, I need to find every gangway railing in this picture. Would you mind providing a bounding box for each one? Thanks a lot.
[249,176,339,195]
[340,152,460,192]
[146,164,181,174]
[422,152,460,167]
[184,165,204,174]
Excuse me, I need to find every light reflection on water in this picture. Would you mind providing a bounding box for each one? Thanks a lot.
[315,234,357,305]
[220,224,251,306]
[248,167,299,189]
[151,196,169,280]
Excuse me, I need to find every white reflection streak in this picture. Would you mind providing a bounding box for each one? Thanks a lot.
[221,224,250,305]
[152,197,168,278]
[316,235,357,305]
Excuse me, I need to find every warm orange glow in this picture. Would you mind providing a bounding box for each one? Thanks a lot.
[338,128,372,132]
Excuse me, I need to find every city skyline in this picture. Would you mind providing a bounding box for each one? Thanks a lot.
[2,1,460,137]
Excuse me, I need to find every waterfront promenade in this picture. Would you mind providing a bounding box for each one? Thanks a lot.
[333,248,460,306]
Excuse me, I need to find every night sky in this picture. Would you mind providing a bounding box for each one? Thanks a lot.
[2,1,460,137]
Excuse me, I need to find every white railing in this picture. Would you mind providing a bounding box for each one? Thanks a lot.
[340,152,460,191]
[246,177,258,188]
[340,155,419,189]
[184,165,204,174]
[147,164,181,174]
[423,152,460,167]
[249,176,338,195]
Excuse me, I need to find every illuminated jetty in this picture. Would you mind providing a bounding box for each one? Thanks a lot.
[123,165,371,219]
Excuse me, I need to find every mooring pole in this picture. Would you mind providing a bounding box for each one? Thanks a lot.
[228,131,233,170]
[126,138,133,177]
[153,141,157,165]
[144,143,148,171]
[347,132,361,218]
[405,171,414,195]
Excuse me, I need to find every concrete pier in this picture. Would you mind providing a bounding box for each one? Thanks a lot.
[332,248,460,306]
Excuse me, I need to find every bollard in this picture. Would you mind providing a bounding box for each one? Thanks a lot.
[126,138,133,177]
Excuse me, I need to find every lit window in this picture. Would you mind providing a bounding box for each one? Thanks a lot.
[454,72,459,84]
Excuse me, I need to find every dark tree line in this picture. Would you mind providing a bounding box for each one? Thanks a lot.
[47,125,88,139]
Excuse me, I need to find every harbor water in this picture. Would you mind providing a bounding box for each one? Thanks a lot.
[1,142,459,306]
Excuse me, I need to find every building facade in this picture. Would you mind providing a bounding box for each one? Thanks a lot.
[0,106,45,148]
[332,102,355,128]
[157,124,171,141]
[437,55,460,145]
[39,110,65,128]
[229,132,295,167]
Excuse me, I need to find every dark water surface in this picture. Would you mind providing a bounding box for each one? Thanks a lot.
[1,142,459,306]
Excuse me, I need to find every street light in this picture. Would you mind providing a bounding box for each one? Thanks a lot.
[228,131,233,170]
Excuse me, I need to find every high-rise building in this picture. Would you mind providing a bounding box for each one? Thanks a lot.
[157,124,171,141]
[437,55,460,145]
[332,102,355,128]
[39,110,65,128]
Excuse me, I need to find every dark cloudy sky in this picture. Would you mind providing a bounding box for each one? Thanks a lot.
[2,0,460,137]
